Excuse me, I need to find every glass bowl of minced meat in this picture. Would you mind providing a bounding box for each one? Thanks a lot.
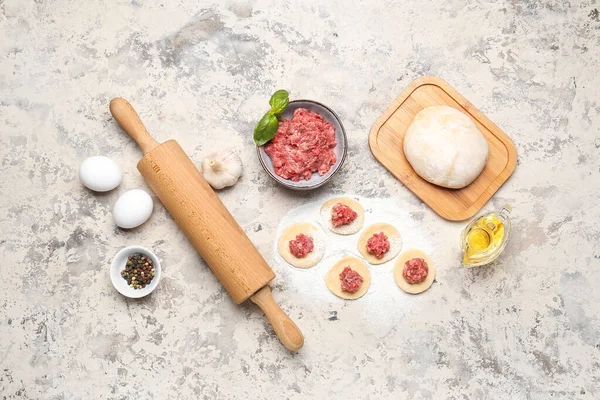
[257,100,348,190]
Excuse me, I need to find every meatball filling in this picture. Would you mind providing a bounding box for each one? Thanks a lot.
[402,258,429,284]
[339,266,364,293]
[288,233,314,258]
[331,203,358,227]
[366,232,390,259]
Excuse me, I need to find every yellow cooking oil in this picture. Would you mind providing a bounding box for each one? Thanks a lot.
[461,205,512,267]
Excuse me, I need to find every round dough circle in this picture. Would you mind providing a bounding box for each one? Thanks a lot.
[403,106,489,189]
[277,223,325,268]
[393,249,436,294]
[325,256,371,300]
[357,223,402,265]
[320,197,365,235]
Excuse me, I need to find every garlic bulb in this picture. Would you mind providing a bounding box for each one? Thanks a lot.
[200,150,243,189]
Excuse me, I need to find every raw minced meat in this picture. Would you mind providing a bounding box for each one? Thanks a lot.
[339,266,363,293]
[288,233,314,258]
[366,232,390,259]
[402,258,429,284]
[331,203,357,227]
[264,108,337,181]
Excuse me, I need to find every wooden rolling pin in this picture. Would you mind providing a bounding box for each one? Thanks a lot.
[110,98,304,352]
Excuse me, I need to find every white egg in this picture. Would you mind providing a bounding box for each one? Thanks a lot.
[113,189,154,229]
[79,156,122,192]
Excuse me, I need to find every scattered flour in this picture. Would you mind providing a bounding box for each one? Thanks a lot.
[269,195,461,327]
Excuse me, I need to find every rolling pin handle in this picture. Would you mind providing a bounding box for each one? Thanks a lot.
[109,97,160,155]
[250,286,304,352]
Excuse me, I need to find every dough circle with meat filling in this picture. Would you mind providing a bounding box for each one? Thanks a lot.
[320,197,365,235]
[393,249,436,294]
[277,222,325,268]
[357,223,402,265]
[325,256,371,300]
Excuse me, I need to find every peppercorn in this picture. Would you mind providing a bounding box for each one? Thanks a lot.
[121,253,155,289]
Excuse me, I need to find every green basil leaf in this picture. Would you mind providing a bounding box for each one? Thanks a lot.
[269,89,289,115]
[253,113,279,146]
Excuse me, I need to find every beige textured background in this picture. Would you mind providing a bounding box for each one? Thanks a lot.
[1,0,599,399]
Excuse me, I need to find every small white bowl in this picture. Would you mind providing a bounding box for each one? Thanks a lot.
[110,246,162,298]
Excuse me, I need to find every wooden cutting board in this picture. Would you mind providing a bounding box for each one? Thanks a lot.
[369,77,517,221]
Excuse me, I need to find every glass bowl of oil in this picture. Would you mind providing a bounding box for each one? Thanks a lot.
[460,205,512,267]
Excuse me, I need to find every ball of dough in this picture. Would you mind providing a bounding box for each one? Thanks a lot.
[403,106,489,189]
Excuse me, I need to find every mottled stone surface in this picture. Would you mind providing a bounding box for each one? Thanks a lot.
[1,0,599,399]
